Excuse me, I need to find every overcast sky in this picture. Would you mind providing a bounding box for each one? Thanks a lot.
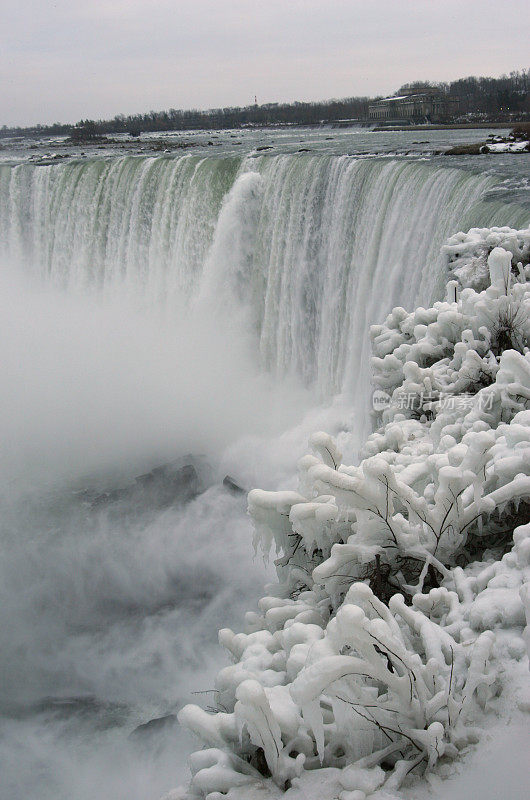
[1,0,528,126]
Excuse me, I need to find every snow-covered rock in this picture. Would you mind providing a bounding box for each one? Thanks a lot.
[484,141,530,153]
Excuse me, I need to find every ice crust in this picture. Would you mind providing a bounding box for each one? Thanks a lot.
[174,226,530,800]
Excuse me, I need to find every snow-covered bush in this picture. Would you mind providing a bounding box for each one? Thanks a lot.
[176,227,530,800]
[442,225,530,291]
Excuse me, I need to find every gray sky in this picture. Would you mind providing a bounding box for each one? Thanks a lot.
[1,0,528,127]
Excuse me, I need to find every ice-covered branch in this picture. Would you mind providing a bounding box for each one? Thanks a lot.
[177,227,530,799]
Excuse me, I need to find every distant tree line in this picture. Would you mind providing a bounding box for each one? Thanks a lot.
[398,70,529,118]
[1,69,528,140]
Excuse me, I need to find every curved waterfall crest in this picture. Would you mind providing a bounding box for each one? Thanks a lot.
[1,154,527,398]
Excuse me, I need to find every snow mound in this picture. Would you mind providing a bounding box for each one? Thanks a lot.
[175,227,530,800]
[484,141,530,153]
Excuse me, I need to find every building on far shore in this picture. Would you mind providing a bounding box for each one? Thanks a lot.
[369,89,458,124]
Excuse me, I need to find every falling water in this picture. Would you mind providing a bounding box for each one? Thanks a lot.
[0,151,527,800]
[2,154,528,399]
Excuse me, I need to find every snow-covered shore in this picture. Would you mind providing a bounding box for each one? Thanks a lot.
[445,128,530,155]
[172,226,530,800]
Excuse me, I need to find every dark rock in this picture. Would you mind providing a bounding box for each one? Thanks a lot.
[129,713,177,739]
[511,123,530,139]
[444,142,485,155]
[223,475,245,495]
[85,456,206,511]
[134,462,200,506]
[256,145,272,151]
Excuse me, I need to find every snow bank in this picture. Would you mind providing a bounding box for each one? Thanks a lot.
[483,141,530,153]
[174,226,530,800]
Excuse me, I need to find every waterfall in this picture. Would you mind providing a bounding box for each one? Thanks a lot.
[1,150,528,800]
[1,154,527,402]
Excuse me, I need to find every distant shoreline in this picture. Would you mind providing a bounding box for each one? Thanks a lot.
[372,122,512,132]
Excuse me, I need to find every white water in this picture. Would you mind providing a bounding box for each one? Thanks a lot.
[0,152,527,800]
[2,154,527,401]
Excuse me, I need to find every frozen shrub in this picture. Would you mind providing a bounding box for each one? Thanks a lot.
[177,228,530,799]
